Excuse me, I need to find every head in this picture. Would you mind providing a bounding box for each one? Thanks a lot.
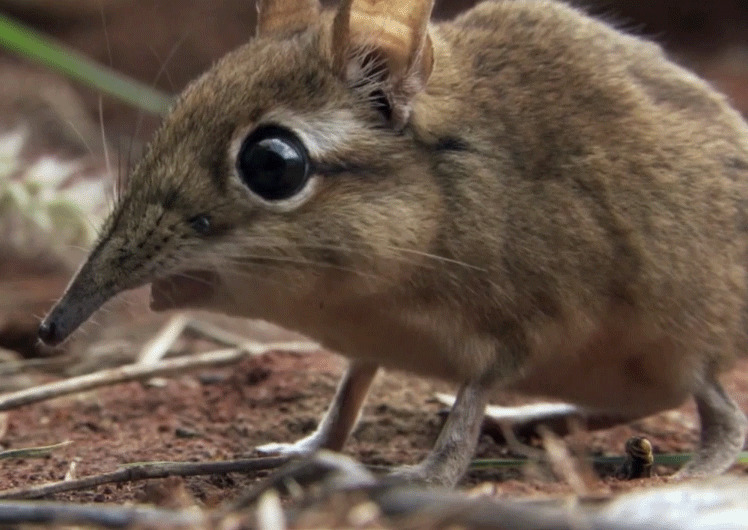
[39,0,443,346]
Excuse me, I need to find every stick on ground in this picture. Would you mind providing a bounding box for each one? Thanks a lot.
[186,319,266,348]
[0,340,319,412]
[137,313,190,365]
[0,456,290,500]
[0,501,203,528]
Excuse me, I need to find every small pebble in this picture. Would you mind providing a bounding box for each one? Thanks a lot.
[175,427,202,438]
[198,372,228,385]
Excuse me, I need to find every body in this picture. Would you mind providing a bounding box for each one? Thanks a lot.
[177,0,748,413]
[40,0,748,486]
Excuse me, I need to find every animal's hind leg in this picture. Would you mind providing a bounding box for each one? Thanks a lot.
[674,378,747,479]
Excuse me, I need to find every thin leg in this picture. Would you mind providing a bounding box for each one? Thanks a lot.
[674,378,747,479]
[391,380,491,487]
[258,360,379,455]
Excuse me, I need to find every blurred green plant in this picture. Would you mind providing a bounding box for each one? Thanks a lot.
[0,12,174,115]
[0,440,72,460]
[469,451,748,470]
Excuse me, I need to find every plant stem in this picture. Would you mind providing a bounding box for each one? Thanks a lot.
[0,13,174,115]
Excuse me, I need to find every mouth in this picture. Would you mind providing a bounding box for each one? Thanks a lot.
[149,270,218,311]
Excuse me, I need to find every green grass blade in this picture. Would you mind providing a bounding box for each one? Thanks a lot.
[469,451,748,470]
[0,440,72,460]
[0,13,174,115]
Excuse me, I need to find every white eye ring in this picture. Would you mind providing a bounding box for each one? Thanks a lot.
[227,108,361,211]
[228,124,319,213]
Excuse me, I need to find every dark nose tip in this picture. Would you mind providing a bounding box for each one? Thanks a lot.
[38,320,58,345]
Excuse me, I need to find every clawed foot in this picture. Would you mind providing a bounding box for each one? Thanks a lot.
[388,463,461,488]
[256,435,322,457]
[671,380,748,481]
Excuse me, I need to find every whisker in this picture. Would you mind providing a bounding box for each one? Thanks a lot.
[96,1,116,202]
[210,253,387,282]
[99,2,114,68]
[98,96,112,184]
[381,245,486,271]
[58,243,92,254]
[125,130,135,199]
[150,276,180,309]
[152,31,191,96]
[115,135,122,201]
[146,46,174,93]
[118,295,138,308]
[157,257,302,303]
[161,270,215,288]
[221,237,481,272]
[63,120,95,156]
[212,251,406,283]
[187,251,353,288]
[203,263,301,293]
[126,31,188,180]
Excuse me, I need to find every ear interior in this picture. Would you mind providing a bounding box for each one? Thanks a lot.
[332,0,435,128]
[345,50,393,121]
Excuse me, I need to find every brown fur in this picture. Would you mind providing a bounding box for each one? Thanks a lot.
[41,0,748,486]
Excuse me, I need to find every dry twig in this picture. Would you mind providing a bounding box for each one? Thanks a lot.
[137,313,190,365]
[186,318,263,348]
[221,453,596,530]
[222,454,748,530]
[0,500,202,528]
[0,456,290,500]
[537,425,591,496]
[0,340,318,412]
[224,450,377,514]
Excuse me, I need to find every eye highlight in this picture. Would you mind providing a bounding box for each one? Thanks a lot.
[236,125,310,201]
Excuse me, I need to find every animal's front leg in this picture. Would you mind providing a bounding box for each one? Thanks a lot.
[392,379,490,487]
[258,360,379,455]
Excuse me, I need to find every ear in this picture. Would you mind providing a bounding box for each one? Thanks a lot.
[332,0,435,129]
[256,0,321,37]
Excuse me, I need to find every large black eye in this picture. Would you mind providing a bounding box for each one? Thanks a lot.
[236,126,310,201]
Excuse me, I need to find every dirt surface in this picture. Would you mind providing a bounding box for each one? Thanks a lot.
[1,0,748,515]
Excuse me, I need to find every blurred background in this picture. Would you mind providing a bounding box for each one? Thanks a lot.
[0,0,747,362]
[2,0,747,141]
